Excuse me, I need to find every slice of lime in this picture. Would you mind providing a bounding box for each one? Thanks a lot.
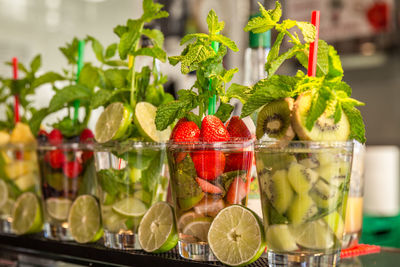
[46,198,72,221]
[183,217,212,242]
[177,211,202,231]
[95,102,133,143]
[0,180,8,209]
[0,199,15,215]
[133,102,171,142]
[112,197,147,217]
[68,195,102,243]
[11,192,43,235]
[138,202,178,253]
[208,205,266,266]
[291,219,335,250]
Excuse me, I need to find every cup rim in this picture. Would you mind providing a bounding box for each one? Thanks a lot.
[167,138,255,149]
[255,140,354,150]
[0,142,37,150]
[37,142,94,151]
[94,140,166,151]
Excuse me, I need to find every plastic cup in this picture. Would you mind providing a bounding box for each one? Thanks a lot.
[167,139,254,261]
[94,141,168,250]
[255,140,353,266]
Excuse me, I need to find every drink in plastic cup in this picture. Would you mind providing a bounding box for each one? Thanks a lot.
[255,141,353,266]
[343,141,365,249]
[0,143,43,235]
[167,139,254,261]
[38,142,100,242]
[94,141,168,250]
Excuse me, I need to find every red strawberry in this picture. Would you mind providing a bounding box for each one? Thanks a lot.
[170,118,200,142]
[48,129,63,146]
[191,150,225,181]
[200,115,230,142]
[195,177,223,194]
[62,160,83,179]
[45,150,66,169]
[224,151,254,172]
[226,116,252,139]
[80,128,94,143]
[226,177,248,205]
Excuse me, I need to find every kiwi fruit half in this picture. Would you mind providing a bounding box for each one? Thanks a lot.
[256,98,296,141]
[292,93,350,141]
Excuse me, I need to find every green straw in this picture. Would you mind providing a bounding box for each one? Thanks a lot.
[73,40,85,123]
[208,40,220,115]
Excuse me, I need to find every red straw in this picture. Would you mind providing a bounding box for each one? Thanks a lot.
[307,10,320,77]
[12,57,20,123]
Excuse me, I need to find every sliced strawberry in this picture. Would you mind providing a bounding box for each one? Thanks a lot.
[226,116,252,139]
[62,160,83,179]
[195,177,223,194]
[170,118,200,142]
[80,128,94,143]
[200,115,230,142]
[224,151,254,172]
[45,150,65,169]
[226,177,247,205]
[191,150,225,181]
[48,129,63,146]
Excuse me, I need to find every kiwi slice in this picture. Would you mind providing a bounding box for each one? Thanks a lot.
[310,178,339,209]
[266,224,298,252]
[261,170,294,215]
[292,93,350,141]
[287,194,318,224]
[260,152,297,171]
[287,162,318,194]
[256,98,295,141]
[316,161,349,182]
[298,157,320,169]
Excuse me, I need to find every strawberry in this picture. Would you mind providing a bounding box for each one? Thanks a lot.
[79,128,94,143]
[45,150,65,169]
[224,151,253,172]
[191,150,225,181]
[200,115,230,142]
[226,116,251,139]
[226,177,247,205]
[62,160,83,179]
[195,177,223,194]
[170,118,200,142]
[48,129,63,146]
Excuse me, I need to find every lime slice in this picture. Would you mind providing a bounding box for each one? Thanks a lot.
[183,217,212,242]
[112,197,147,217]
[133,102,171,142]
[68,195,102,243]
[1,199,15,215]
[291,220,335,250]
[46,198,72,221]
[133,190,152,205]
[95,102,133,143]
[177,211,202,231]
[14,173,36,191]
[208,205,266,266]
[324,211,344,240]
[11,192,43,235]
[138,202,178,253]
[0,180,8,209]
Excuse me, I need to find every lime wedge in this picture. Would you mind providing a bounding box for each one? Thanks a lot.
[68,195,102,243]
[177,211,202,231]
[46,198,72,221]
[291,220,335,250]
[182,217,212,242]
[208,205,266,266]
[0,180,8,209]
[95,102,133,143]
[134,102,171,142]
[112,197,147,217]
[138,202,178,253]
[11,192,43,235]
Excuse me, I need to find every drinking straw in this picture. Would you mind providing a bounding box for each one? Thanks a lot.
[307,10,320,77]
[208,40,220,115]
[73,40,85,123]
[12,57,20,123]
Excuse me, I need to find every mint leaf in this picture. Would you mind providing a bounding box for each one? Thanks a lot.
[333,102,342,123]
[142,0,168,22]
[78,64,99,90]
[223,83,253,104]
[32,72,64,89]
[91,89,113,109]
[215,102,234,123]
[296,21,316,43]
[29,108,49,135]
[141,151,164,192]
[59,38,79,64]
[211,35,238,52]
[113,25,128,37]
[207,9,224,34]
[268,1,282,22]
[181,44,214,74]
[266,46,300,76]
[305,87,332,131]
[118,20,143,60]
[48,84,92,112]
[105,43,118,59]
[30,55,41,74]
[133,47,166,62]
[342,103,366,143]
[104,69,128,89]
[333,81,351,96]
[155,101,184,131]
[244,16,276,34]
[180,33,209,45]
[340,98,365,107]
[296,40,329,76]
[267,31,285,64]
[142,28,164,47]
[222,68,238,83]
[327,45,344,80]
[186,112,202,128]
[88,36,104,62]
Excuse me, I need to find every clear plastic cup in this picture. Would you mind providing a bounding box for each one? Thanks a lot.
[94,141,169,250]
[167,139,254,261]
[255,140,353,266]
